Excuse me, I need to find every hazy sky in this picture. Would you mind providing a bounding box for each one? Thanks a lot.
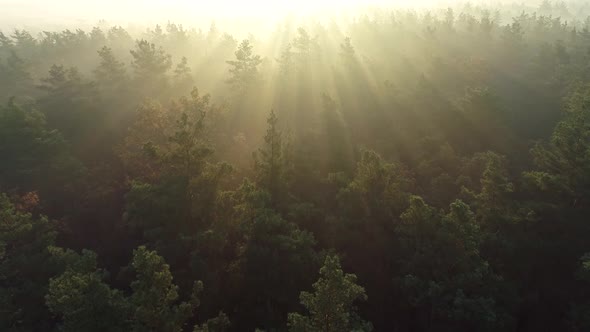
[0,0,454,28]
[0,0,412,19]
[0,0,548,32]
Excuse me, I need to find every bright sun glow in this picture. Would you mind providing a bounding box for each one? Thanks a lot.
[133,0,422,17]
[0,0,442,34]
[0,0,434,26]
[179,0,406,16]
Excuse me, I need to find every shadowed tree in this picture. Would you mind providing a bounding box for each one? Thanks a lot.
[525,85,590,207]
[47,246,229,332]
[0,194,57,331]
[254,110,287,208]
[0,99,68,193]
[0,51,33,100]
[46,248,130,332]
[394,196,513,331]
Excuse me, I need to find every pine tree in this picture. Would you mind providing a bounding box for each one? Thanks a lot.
[37,65,104,160]
[339,37,356,65]
[395,197,505,330]
[288,255,372,332]
[226,39,262,92]
[193,312,230,332]
[130,40,172,95]
[0,194,57,331]
[47,246,230,332]
[89,27,106,46]
[254,110,284,207]
[94,46,127,87]
[173,56,194,91]
[0,31,13,49]
[237,207,318,330]
[5,51,31,85]
[277,44,294,76]
[0,99,73,194]
[167,88,212,177]
[292,28,315,63]
[46,248,130,332]
[11,29,36,52]
[525,85,590,207]
[130,246,195,332]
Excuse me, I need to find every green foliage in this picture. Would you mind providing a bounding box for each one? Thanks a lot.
[219,180,318,330]
[37,64,107,161]
[46,248,130,332]
[226,39,262,92]
[320,94,354,175]
[47,245,229,332]
[167,89,214,177]
[94,46,127,88]
[254,110,287,207]
[123,90,232,259]
[3,5,590,332]
[0,194,56,331]
[130,40,172,95]
[240,211,317,326]
[0,31,13,48]
[338,149,413,222]
[288,255,371,332]
[173,56,194,92]
[526,84,590,206]
[130,40,173,79]
[0,99,74,193]
[0,51,32,99]
[472,152,515,218]
[124,179,188,242]
[395,196,509,331]
[130,246,195,332]
[193,311,231,332]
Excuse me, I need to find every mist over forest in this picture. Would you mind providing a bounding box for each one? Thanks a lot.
[2,0,590,331]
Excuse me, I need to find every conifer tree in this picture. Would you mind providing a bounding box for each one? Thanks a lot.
[288,255,372,332]
[0,194,57,331]
[173,56,194,92]
[46,248,130,332]
[47,246,230,332]
[254,110,285,207]
[226,39,262,92]
[130,40,172,96]
[94,46,127,88]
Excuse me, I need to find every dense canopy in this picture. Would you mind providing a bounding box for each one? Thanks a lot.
[2,1,590,331]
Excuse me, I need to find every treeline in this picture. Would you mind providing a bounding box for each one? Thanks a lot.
[2,1,590,331]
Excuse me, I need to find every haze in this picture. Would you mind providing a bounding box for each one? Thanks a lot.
[0,0,410,25]
[2,0,590,332]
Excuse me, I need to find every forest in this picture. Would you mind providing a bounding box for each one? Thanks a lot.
[2,0,590,331]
